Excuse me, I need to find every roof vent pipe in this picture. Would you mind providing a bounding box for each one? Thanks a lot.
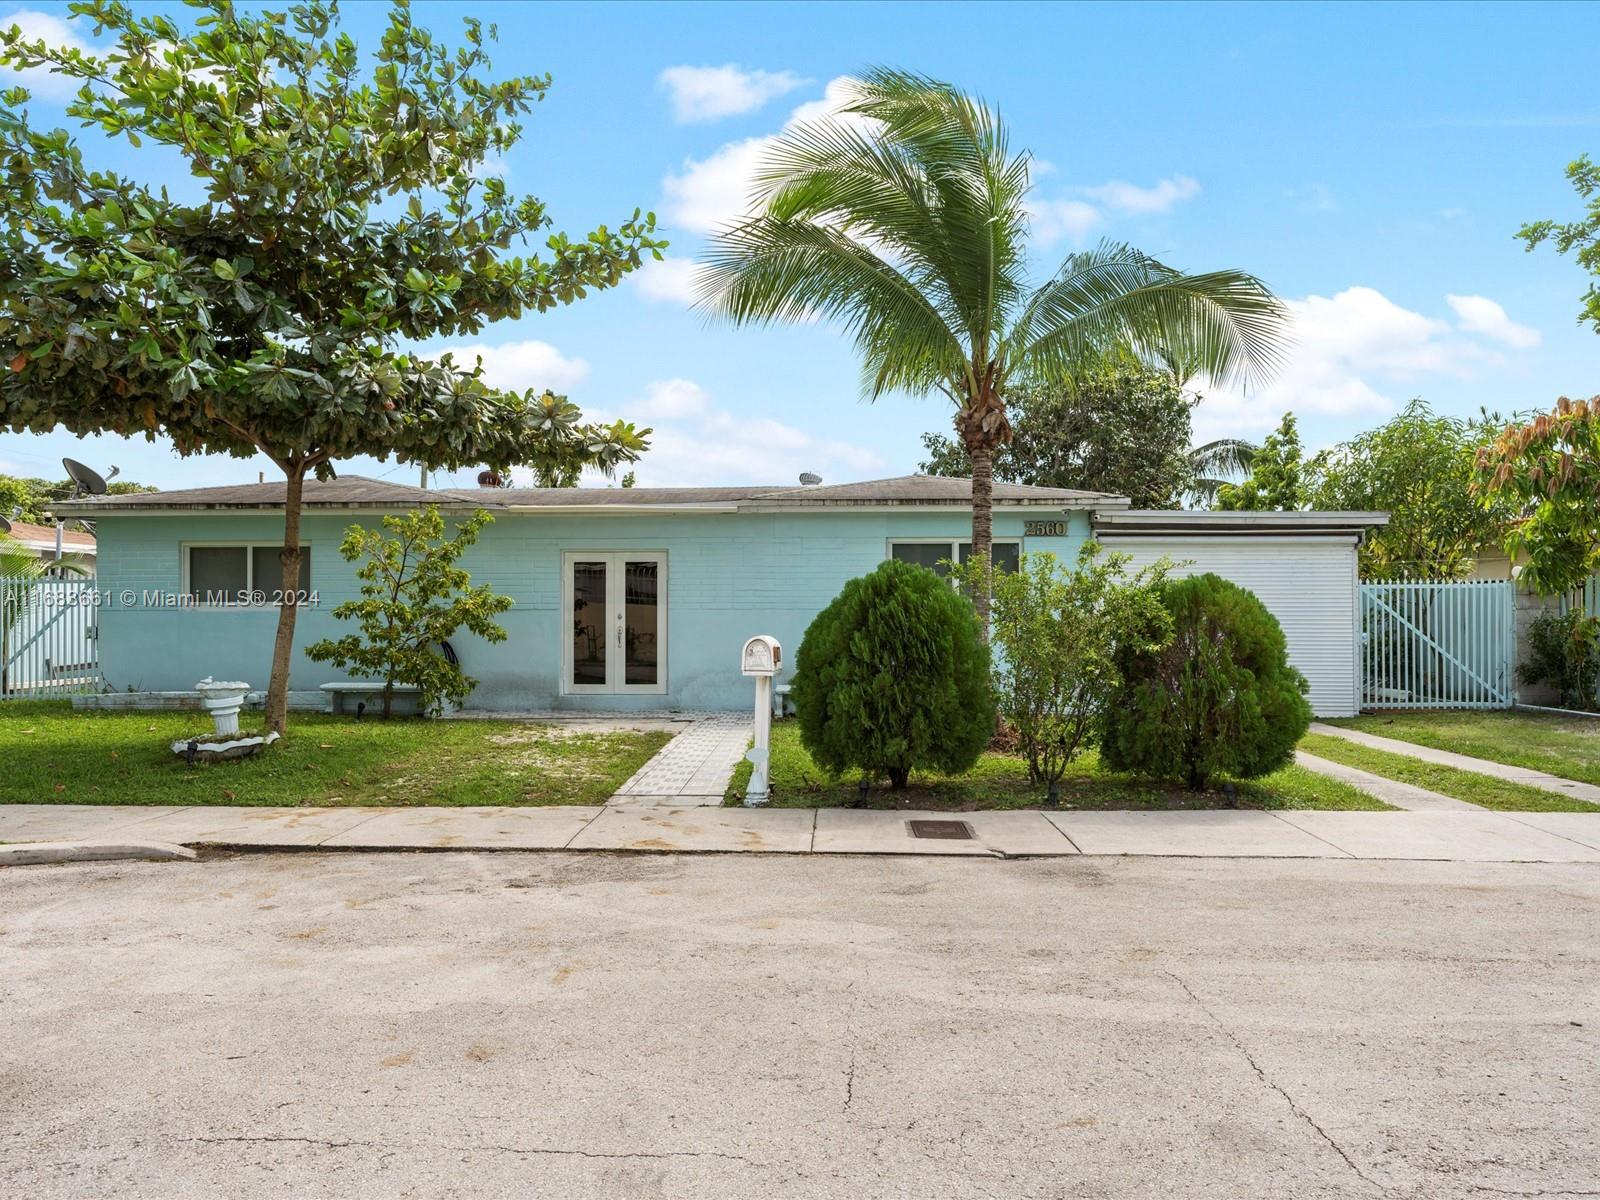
[798,472,822,486]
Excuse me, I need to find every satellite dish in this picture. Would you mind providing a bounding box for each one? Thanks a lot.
[798,472,822,486]
[62,458,108,498]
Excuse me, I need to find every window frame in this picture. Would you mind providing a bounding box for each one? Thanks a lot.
[180,541,313,608]
[885,537,1022,579]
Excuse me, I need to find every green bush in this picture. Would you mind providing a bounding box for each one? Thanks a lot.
[1519,609,1600,711]
[955,544,1172,789]
[1100,573,1311,789]
[790,558,994,789]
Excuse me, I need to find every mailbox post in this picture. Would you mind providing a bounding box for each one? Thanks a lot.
[740,635,781,806]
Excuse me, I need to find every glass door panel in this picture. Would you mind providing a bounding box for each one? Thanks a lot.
[570,559,608,687]
[623,560,659,686]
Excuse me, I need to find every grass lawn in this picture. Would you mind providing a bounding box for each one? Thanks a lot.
[1327,711,1600,787]
[0,701,672,807]
[1299,731,1600,813]
[725,720,1389,811]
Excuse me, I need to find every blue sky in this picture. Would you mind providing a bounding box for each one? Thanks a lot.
[2,0,1597,493]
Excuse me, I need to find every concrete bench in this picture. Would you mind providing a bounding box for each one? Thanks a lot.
[320,681,426,716]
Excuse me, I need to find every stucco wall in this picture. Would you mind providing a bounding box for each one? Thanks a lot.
[92,507,1090,711]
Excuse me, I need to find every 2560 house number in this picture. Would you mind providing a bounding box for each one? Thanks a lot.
[1023,520,1066,537]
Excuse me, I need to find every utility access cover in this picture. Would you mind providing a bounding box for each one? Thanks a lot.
[906,819,975,840]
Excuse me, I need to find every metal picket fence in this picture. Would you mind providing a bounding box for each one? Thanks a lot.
[1360,579,1514,710]
[1,577,102,699]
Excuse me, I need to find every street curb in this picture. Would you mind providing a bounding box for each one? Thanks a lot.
[0,841,198,867]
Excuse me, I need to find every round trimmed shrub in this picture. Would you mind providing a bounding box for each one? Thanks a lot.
[790,558,995,789]
[1099,573,1311,790]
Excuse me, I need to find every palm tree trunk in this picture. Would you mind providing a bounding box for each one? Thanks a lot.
[970,445,994,639]
[263,465,306,734]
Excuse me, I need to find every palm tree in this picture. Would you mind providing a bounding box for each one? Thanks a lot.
[1186,437,1259,507]
[699,69,1288,628]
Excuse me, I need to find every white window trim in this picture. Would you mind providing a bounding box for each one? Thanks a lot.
[180,540,313,608]
[560,550,669,697]
[884,537,1022,571]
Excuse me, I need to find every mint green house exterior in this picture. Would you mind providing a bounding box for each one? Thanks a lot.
[69,475,1114,713]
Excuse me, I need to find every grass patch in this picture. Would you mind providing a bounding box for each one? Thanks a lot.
[1327,711,1600,787]
[1299,732,1599,813]
[0,701,671,807]
[725,720,1388,811]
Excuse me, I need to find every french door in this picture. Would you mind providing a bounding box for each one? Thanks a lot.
[561,552,667,695]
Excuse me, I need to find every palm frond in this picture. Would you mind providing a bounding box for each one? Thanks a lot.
[1188,437,1258,477]
[1011,242,1290,391]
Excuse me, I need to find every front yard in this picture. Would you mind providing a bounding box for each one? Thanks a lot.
[724,720,1389,811]
[1327,711,1600,787]
[0,702,671,807]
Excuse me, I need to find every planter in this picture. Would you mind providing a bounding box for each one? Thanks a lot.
[171,731,281,763]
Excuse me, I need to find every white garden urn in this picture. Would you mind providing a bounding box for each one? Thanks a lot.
[195,677,252,736]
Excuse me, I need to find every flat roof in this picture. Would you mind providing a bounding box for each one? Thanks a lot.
[1093,510,1389,537]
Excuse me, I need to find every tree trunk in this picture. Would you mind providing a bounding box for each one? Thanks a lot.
[263,465,306,734]
[887,765,910,790]
[969,444,995,638]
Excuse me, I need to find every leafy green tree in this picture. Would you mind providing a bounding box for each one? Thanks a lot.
[1517,154,1600,331]
[306,505,512,718]
[919,361,1197,508]
[1474,395,1600,594]
[1308,398,1508,580]
[0,1,661,731]
[1215,413,1306,511]
[790,558,994,791]
[954,544,1172,794]
[1100,574,1311,790]
[1519,609,1600,711]
[699,69,1287,630]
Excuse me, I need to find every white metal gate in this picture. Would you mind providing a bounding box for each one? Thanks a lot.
[1360,580,1514,710]
[1,577,101,699]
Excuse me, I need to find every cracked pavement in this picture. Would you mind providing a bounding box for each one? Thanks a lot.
[2,852,1596,1199]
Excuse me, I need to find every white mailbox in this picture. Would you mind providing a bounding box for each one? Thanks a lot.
[741,635,782,676]
[741,635,781,806]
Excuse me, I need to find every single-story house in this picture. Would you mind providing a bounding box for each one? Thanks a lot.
[56,475,1386,717]
[1,519,97,575]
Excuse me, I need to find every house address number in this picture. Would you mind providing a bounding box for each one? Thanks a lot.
[1023,520,1066,537]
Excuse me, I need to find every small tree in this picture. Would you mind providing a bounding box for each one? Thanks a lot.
[790,559,994,790]
[956,544,1172,793]
[1519,609,1600,712]
[306,506,511,717]
[1100,574,1311,790]
[1474,396,1600,595]
[1215,413,1306,511]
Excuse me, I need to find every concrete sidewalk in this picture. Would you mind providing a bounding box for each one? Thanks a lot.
[1311,722,1600,805]
[3,803,1600,862]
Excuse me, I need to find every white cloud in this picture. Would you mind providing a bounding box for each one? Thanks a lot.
[424,339,590,393]
[631,256,705,306]
[602,378,884,486]
[661,76,861,234]
[630,378,711,420]
[1080,175,1201,215]
[657,64,809,124]
[1190,286,1535,445]
[1446,293,1541,349]
[1029,175,1201,248]
[2,8,95,98]
[1026,198,1103,247]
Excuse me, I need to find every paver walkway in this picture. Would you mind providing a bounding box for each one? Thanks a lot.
[4,803,1600,862]
[608,712,751,807]
[1311,722,1600,806]
[1293,749,1483,812]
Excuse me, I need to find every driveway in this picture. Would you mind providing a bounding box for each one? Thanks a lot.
[2,853,1596,1199]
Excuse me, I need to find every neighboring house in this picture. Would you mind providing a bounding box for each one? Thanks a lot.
[0,520,96,576]
[55,475,1385,716]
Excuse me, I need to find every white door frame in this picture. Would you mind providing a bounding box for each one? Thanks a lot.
[560,551,668,696]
